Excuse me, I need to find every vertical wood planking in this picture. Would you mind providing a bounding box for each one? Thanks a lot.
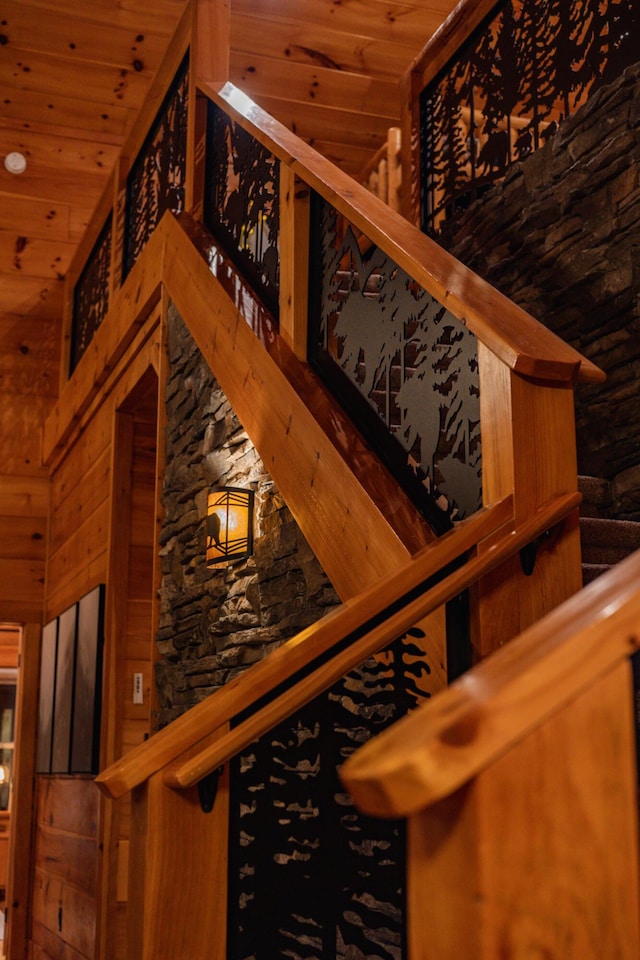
[31,778,99,960]
[96,366,159,960]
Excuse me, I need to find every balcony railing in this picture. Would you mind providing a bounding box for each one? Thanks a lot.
[405,0,639,238]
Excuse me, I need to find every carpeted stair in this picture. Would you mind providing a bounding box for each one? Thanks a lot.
[579,476,640,585]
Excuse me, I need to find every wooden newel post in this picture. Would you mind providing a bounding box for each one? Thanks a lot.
[128,763,230,959]
[471,344,583,660]
[407,659,640,959]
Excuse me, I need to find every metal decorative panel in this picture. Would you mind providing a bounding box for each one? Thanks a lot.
[204,101,280,319]
[123,53,189,276]
[228,628,436,960]
[421,0,640,237]
[70,213,112,375]
[310,196,481,526]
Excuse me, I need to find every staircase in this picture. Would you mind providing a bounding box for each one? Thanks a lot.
[579,476,640,585]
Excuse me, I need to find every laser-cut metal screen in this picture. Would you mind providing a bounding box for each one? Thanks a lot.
[123,53,189,277]
[70,214,112,375]
[421,0,639,237]
[228,628,437,960]
[204,101,280,320]
[309,195,481,529]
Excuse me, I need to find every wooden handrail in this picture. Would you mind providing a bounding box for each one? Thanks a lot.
[340,548,640,819]
[97,489,584,799]
[95,494,513,798]
[202,80,603,387]
[165,491,582,790]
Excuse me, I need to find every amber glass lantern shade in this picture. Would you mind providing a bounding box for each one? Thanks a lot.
[206,486,254,565]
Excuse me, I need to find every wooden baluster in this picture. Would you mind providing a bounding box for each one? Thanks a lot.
[386,126,402,213]
[407,659,640,959]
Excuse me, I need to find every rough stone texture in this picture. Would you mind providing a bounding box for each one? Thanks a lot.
[444,61,640,520]
[156,305,339,726]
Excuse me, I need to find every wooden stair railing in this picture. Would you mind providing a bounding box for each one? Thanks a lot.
[97,487,582,958]
[341,551,640,959]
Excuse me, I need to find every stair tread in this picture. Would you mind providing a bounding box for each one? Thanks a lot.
[581,562,611,585]
[580,516,640,546]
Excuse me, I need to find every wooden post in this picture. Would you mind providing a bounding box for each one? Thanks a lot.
[386,127,402,213]
[407,659,640,959]
[471,344,583,659]
[400,69,422,226]
[279,165,311,359]
[128,756,230,959]
[192,0,229,86]
[5,623,41,960]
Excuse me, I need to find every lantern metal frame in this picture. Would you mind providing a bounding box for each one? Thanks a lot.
[206,486,254,565]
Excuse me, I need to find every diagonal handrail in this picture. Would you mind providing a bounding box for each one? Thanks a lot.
[96,489,583,799]
[164,491,582,790]
[206,81,603,387]
[96,494,512,799]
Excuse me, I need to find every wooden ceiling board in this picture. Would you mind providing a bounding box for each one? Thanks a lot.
[229,14,421,79]
[229,52,401,120]
[0,230,75,281]
[0,48,154,113]
[232,0,451,48]
[0,3,170,73]
[0,272,63,319]
[0,194,74,243]
[0,91,130,145]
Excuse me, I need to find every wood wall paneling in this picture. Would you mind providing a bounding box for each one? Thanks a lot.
[31,777,99,960]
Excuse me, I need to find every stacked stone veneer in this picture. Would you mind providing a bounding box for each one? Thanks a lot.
[155,305,339,726]
[444,61,640,519]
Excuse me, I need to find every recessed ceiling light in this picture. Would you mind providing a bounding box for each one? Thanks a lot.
[4,152,27,175]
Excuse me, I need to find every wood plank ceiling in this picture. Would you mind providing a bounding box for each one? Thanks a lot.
[0,0,457,415]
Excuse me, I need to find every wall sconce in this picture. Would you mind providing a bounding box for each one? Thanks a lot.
[206,486,254,566]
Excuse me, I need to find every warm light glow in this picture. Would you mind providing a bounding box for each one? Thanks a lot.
[206,486,254,565]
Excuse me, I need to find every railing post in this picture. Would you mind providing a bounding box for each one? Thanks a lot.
[188,0,230,221]
[400,69,422,226]
[472,344,583,659]
[279,165,311,359]
[192,0,229,85]
[406,658,640,959]
[128,758,230,959]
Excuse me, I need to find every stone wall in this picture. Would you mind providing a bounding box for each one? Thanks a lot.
[444,61,640,519]
[155,305,339,727]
